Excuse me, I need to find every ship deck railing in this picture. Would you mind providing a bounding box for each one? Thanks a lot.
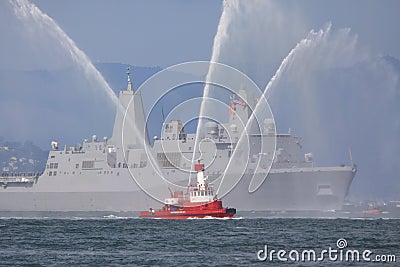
[0,172,42,183]
[1,172,42,177]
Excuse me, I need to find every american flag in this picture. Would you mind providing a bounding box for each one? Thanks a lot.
[232,98,246,107]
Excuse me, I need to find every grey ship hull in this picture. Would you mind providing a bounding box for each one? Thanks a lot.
[224,167,355,211]
[0,166,355,211]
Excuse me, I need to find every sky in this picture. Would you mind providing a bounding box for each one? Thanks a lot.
[0,0,399,70]
[29,0,222,68]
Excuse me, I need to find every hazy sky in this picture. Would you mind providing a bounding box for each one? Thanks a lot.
[32,0,222,67]
[1,0,398,69]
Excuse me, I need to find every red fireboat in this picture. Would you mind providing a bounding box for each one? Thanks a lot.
[139,161,236,219]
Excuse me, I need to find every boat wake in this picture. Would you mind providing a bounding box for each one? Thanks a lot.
[187,216,243,220]
[102,214,135,219]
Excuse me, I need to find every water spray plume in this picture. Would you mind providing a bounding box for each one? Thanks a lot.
[9,0,119,107]
[192,0,237,186]
[266,23,332,97]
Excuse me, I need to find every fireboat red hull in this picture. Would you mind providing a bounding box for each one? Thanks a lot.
[139,200,236,220]
[140,162,236,219]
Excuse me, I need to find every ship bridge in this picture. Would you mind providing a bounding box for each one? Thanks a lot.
[161,120,187,141]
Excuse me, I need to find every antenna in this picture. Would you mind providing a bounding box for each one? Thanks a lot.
[161,105,165,121]
[126,66,133,91]
[348,148,353,165]
[126,67,131,82]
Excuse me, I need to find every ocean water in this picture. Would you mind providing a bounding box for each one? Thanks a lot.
[0,214,398,266]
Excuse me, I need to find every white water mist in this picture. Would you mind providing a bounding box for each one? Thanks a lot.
[9,0,119,107]
[267,24,399,198]
[199,0,400,199]
[197,0,306,153]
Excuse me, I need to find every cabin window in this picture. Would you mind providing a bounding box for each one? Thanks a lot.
[51,155,55,159]
[53,171,57,176]
[49,171,52,176]
[49,163,58,169]
[76,164,79,169]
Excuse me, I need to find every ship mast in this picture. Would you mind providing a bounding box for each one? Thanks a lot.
[126,67,133,91]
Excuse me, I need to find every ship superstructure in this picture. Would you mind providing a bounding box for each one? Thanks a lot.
[0,69,356,211]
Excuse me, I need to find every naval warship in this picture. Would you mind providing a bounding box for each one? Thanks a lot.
[0,70,356,212]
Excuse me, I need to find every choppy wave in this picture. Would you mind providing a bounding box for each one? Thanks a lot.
[0,217,398,266]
